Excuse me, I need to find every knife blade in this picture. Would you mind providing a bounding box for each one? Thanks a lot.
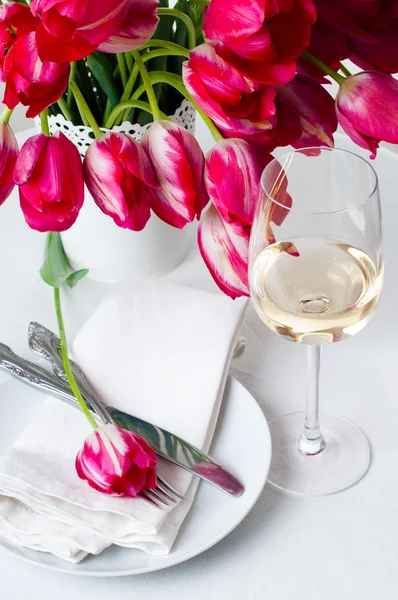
[1,336,244,497]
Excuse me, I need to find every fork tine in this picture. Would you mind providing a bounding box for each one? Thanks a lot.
[146,488,170,506]
[156,472,184,500]
[153,486,177,504]
[139,491,160,507]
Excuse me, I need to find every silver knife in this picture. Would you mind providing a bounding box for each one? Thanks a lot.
[0,334,244,496]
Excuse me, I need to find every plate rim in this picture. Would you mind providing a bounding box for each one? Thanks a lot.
[0,376,271,577]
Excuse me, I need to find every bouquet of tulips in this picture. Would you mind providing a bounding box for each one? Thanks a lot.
[1,0,398,304]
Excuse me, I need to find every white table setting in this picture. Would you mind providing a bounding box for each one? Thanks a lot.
[0,111,397,599]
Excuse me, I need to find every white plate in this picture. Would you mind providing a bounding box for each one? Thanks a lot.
[0,376,271,576]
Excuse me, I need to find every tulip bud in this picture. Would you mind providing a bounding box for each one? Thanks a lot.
[83,132,159,231]
[99,0,159,53]
[336,72,398,158]
[14,133,84,232]
[198,204,249,299]
[205,139,273,236]
[142,121,208,229]
[76,424,157,497]
[0,121,18,206]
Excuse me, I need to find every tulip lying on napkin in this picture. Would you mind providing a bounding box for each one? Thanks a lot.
[0,282,247,562]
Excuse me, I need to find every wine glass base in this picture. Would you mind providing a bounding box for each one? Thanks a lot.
[268,412,371,497]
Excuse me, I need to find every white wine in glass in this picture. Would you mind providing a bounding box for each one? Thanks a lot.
[249,148,383,496]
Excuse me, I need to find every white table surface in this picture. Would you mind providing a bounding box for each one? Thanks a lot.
[1,119,398,600]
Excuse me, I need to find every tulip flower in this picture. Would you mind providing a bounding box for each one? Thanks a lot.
[99,0,159,53]
[351,19,398,74]
[277,75,337,149]
[205,139,273,236]
[14,133,84,232]
[0,121,18,206]
[183,44,277,139]
[0,3,70,118]
[142,121,208,229]
[203,0,316,85]
[31,0,128,63]
[336,72,398,158]
[84,132,159,231]
[198,204,250,299]
[76,424,157,497]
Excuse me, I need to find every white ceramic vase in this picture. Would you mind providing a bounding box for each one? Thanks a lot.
[36,99,195,283]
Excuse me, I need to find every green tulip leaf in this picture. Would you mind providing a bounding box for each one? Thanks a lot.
[40,232,69,288]
[87,53,121,109]
[66,269,89,289]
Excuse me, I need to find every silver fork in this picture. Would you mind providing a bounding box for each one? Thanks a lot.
[27,324,184,509]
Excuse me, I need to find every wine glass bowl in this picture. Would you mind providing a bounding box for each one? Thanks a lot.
[249,147,383,496]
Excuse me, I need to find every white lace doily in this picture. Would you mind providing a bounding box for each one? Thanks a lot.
[35,99,196,157]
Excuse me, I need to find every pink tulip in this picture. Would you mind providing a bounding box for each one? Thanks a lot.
[84,132,159,231]
[277,74,337,149]
[314,0,391,43]
[142,121,208,229]
[183,44,277,139]
[336,72,398,158]
[198,204,250,299]
[0,121,18,206]
[76,424,157,497]
[351,19,398,74]
[203,0,316,85]
[205,139,273,236]
[31,0,128,62]
[98,0,159,53]
[14,133,84,232]
[0,3,70,118]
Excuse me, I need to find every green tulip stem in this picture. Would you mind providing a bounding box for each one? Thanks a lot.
[157,8,196,50]
[70,81,103,138]
[117,53,128,87]
[187,0,210,4]
[108,47,191,128]
[133,71,224,142]
[0,107,13,124]
[67,62,77,108]
[57,97,74,122]
[125,52,133,73]
[302,52,345,85]
[131,50,162,122]
[40,110,50,136]
[339,63,352,77]
[140,39,190,59]
[105,101,169,129]
[54,287,98,430]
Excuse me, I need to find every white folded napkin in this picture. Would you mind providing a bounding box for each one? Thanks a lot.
[0,282,247,562]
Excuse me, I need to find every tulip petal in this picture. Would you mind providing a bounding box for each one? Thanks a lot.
[143,121,208,229]
[336,72,398,158]
[98,0,159,53]
[351,19,398,74]
[84,132,156,231]
[205,138,272,230]
[0,122,18,206]
[198,204,250,299]
[278,74,337,149]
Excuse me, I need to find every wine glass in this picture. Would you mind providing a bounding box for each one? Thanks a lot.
[249,147,383,496]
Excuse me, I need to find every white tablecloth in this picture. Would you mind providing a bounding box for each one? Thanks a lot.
[0,120,397,600]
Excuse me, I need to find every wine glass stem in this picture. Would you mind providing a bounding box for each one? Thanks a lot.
[298,345,326,456]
